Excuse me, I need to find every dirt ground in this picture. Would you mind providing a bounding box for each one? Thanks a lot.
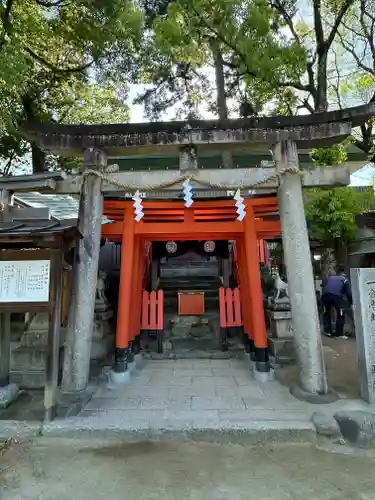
[1,438,375,500]
[278,335,360,399]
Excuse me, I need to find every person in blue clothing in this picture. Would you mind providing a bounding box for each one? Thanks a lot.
[322,266,352,339]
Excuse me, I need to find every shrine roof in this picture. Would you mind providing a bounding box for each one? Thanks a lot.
[23,103,375,156]
[14,192,80,220]
[0,220,82,249]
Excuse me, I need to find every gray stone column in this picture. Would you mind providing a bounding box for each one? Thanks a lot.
[273,139,328,396]
[62,148,106,392]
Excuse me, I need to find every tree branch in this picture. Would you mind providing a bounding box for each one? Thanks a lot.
[326,0,355,49]
[330,48,343,109]
[0,0,15,51]
[187,3,313,93]
[25,47,94,74]
[336,31,375,75]
[359,0,375,66]
[34,0,71,6]
[271,0,300,43]
[313,0,325,51]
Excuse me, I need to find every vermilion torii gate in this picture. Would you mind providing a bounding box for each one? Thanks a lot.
[101,197,280,376]
[15,102,374,401]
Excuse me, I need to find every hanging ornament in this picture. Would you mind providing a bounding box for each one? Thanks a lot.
[234,189,246,221]
[204,241,215,253]
[166,241,177,254]
[132,190,144,222]
[182,179,194,208]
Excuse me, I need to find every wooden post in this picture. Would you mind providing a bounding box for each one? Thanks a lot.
[258,239,265,263]
[113,208,135,376]
[0,313,11,387]
[236,238,254,357]
[62,148,106,392]
[0,189,12,389]
[128,236,141,363]
[44,250,63,422]
[133,239,145,354]
[243,205,270,378]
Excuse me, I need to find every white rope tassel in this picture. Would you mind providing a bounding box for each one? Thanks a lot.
[132,190,144,222]
[234,189,246,221]
[182,179,194,208]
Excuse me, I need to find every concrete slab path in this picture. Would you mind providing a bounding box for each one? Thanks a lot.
[39,358,374,442]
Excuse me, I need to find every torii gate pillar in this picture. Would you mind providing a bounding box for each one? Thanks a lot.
[62,148,106,392]
[274,139,333,401]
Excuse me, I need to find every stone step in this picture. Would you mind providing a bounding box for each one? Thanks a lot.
[160,278,219,285]
[160,261,218,267]
[160,275,220,282]
[162,289,219,298]
[160,269,219,278]
[169,337,221,350]
[160,282,221,291]
[160,281,220,287]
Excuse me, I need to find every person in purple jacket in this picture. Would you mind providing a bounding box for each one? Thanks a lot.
[322,266,352,339]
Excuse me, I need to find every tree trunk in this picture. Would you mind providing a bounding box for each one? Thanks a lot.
[213,48,227,122]
[315,50,328,112]
[31,142,47,173]
[212,44,233,169]
[321,247,337,280]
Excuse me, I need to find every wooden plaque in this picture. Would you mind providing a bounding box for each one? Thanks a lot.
[178,292,205,316]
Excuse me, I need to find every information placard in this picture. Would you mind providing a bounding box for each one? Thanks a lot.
[0,260,51,303]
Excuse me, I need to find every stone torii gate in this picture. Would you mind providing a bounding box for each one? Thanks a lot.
[15,103,374,400]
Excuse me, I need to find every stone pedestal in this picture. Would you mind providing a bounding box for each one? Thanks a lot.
[91,272,114,360]
[10,313,64,388]
[267,300,295,365]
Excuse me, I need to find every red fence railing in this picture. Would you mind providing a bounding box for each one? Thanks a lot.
[141,289,164,353]
[219,287,242,328]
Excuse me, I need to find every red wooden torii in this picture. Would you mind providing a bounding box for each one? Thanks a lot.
[101,197,280,364]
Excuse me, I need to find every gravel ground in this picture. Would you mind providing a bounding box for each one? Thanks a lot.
[1,437,375,500]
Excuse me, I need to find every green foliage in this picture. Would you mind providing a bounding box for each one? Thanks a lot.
[307,135,372,246]
[0,0,144,172]
[310,140,351,166]
[305,187,375,245]
[134,0,307,119]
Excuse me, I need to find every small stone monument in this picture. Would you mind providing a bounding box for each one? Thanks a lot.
[91,271,114,360]
[10,312,59,388]
[350,268,375,404]
[267,272,295,364]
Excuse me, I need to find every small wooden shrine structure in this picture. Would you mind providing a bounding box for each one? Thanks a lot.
[0,218,81,420]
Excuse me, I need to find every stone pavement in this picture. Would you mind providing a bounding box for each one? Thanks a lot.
[39,357,374,442]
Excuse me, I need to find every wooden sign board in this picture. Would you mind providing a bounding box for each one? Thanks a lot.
[0,250,54,312]
[0,260,51,303]
[178,292,205,316]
